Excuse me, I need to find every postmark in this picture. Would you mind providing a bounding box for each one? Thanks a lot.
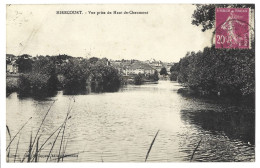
[215,8,250,49]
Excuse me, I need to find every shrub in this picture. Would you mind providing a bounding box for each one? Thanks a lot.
[170,72,178,81]
[90,63,122,92]
[62,59,90,94]
[6,78,18,94]
[134,73,143,85]
[18,73,58,97]
[176,46,255,98]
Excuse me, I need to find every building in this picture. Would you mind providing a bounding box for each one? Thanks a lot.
[124,62,155,76]
[7,62,19,74]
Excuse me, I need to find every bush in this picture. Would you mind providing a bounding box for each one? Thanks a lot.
[90,63,122,92]
[6,78,18,94]
[62,59,90,94]
[17,57,59,97]
[176,46,255,98]
[134,73,143,85]
[18,73,58,96]
[170,72,178,81]
[153,70,159,81]
[160,67,168,76]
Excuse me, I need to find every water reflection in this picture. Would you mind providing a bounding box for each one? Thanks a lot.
[16,88,58,100]
[6,81,255,162]
[180,109,255,145]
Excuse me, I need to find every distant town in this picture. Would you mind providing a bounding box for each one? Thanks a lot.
[6,53,177,96]
[6,54,174,77]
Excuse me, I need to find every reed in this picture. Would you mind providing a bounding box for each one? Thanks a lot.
[31,101,55,150]
[27,131,33,162]
[62,133,70,162]
[6,117,32,151]
[50,151,85,162]
[6,125,11,162]
[14,134,21,163]
[20,101,55,162]
[190,138,202,162]
[145,130,160,162]
[6,125,11,140]
[37,124,63,153]
[34,136,40,162]
[6,98,76,163]
[57,109,71,162]
[46,103,73,162]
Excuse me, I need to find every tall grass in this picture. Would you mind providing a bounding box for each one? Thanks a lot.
[14,134,20,162]
[6,117,32,150]
[145,130,160,162]
[6,99,79,162]
[190,138,202,162]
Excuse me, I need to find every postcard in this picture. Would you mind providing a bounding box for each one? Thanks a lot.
[5,4,255,163]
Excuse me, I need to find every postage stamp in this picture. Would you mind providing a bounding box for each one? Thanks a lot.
[215,8,250,49]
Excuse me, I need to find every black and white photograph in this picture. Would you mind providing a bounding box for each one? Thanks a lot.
[3,2,257,166]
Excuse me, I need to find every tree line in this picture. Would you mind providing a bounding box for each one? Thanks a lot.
[169,4,255,100]
[170,45,255,99]
[13,55,123,96]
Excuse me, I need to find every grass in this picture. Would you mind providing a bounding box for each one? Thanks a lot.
[6,99,81,162]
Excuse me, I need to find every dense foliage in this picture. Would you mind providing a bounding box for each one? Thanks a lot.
[61,59,90,94]
[192,4,255,32]
[170,72,178,81]
[15,55,123,96]
[18,57,59,96]
[16,55,33,73]
[170,45,255,98]
[90,63,122,92]
[160,67,168,76]
[169,4,255,100]
[134,73,143,85]
[146,70,159,82]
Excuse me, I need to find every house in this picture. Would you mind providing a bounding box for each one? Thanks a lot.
[124,62,155,76]
[148,59,164,72]
[7,61,19,74]
[165,63,173,73]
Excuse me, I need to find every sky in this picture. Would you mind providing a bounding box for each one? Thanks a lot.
[6,4,213,62]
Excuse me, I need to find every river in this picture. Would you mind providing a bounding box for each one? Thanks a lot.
[6,80,255,162]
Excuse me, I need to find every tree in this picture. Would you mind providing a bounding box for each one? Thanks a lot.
[170,63,180,81]
[175,45,254,98]
[192,4,255,32]
[18,57,59,96]
[170,63,179,73]
[89,57,99,64]
[16,55,33,73]
[172,4,255,99]
[32,57,59,92]
[62,59,90,93]
[160,67,168,76]
[134,73,143,85]
[90,63,121,92]
[153,70,159,81]
[170,72,178,81]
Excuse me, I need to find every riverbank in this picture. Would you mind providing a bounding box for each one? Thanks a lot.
[6,75,19,96]
[177,87,255,106]
[6,73,158,98]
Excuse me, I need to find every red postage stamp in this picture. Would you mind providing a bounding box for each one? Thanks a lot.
[215,8,250,49]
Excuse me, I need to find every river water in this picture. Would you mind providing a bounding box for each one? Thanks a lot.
[6,80,255,162]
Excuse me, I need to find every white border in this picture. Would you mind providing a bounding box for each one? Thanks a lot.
[1,0,258,168]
